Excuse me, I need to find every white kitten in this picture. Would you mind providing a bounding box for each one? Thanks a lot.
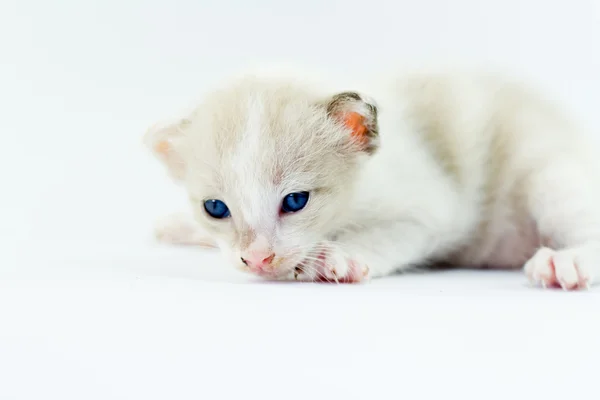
[145,68,600,290]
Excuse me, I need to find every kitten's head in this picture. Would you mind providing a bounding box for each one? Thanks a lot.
[145,75,379,279]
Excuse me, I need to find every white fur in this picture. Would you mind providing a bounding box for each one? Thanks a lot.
[154,213,216,248]
[145,68,600,290]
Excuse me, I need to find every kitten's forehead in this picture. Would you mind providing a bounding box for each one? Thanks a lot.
[199,81,331,182]
[213,81,317,147]
[229,95,270,179]
[185,76,355,206]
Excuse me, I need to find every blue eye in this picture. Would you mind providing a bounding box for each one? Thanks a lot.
[204,199,231,219]
[281,191,310,213]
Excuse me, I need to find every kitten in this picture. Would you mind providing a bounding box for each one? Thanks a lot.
[144,68,600,289]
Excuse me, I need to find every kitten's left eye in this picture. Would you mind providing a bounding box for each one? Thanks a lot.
[281,191,310,213]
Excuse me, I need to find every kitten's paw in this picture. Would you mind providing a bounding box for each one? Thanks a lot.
[298,246,370,284]
[321,258,370,284]
[524,247,592,290]
[154,213,216,248]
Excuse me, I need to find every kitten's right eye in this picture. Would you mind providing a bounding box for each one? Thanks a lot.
[203,199,231,219]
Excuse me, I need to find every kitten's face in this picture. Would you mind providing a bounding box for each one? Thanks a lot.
[147,77,378,279]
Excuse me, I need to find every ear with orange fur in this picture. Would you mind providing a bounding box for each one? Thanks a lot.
[326,92,379,153]
[143,118,190,182]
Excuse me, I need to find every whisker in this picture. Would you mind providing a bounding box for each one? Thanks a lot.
[297,263,326,283]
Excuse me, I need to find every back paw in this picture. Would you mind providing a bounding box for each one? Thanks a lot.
[524,246,594,290]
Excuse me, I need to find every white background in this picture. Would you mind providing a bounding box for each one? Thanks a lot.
[1,0,600,399]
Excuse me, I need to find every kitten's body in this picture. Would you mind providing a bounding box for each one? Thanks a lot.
[146,68,600,289]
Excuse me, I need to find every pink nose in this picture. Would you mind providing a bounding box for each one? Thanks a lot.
[241,252,275,269]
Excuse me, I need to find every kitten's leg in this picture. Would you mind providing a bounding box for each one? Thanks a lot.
[298,222,441,283]
[154,213,216,248]
[524,162,600,290]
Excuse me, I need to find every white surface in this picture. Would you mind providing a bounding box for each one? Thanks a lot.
[2,0,600,399]
[3,245,600,400]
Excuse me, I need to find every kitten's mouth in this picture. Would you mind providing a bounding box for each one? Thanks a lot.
[241,250,328,281]
[241,259,294,280]
[293,266,303,280]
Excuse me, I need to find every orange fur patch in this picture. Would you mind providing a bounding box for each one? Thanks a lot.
[155,140,170,155]
[343,112,368,143]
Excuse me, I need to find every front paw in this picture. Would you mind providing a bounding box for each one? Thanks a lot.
[296,245,370,284]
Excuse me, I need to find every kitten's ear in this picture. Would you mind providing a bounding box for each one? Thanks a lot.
[326,91,379,153]
[143,118,190,182]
